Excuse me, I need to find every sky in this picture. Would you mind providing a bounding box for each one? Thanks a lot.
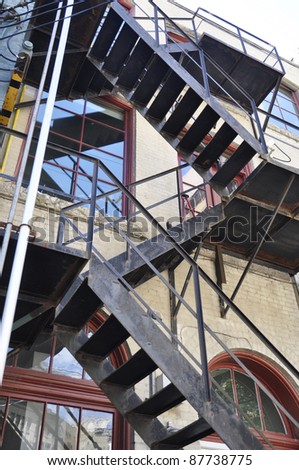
[174,0,299,62]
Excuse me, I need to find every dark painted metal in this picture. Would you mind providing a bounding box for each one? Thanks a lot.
[86,259,264,449]
[223,173,296,317]
[79,314,130,358]
[193,265,211,402]
[129,383,185,416]
[103,349,158,388]
[55,278,102,329]
[154,418,213,448]
[55,325,177,449]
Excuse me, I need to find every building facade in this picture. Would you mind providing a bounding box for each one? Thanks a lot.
[0,0,299,450]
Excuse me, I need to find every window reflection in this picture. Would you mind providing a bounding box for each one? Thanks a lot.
[1,399,43,450]
[42,404,79,450]
[51,340,83,379]
[26,98,127,214]
[79,410,113,450]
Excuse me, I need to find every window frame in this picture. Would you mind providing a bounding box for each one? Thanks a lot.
[0,312,131,450]
[208,351,299,450]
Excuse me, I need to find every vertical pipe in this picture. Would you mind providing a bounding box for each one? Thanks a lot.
[0,0,75,384]
[193,265,211,402]
[0,2,64,275]
[87,160,98,256]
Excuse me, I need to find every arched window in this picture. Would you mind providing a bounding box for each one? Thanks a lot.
[209,351,299,450]
[0,313,130,450]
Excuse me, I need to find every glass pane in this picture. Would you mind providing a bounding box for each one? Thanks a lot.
[16,333,52,372]
[0,397,7,433]
[211,369,236,413]
[260,388,286,434]
[79,410,113,450]
[235,371,262,430]
[1,399,43,450]
[42,404,79,450]
[85,101,125,130]
[51,339,83,379]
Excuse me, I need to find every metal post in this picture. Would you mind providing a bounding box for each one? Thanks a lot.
[0,4,63,276]
[223,173,296,317]
[86,160,99,256]
[153,4,160,46]
[173,244,201,318]
[193,265,211,402]
[0,0,74,384]
[198,49,210,96]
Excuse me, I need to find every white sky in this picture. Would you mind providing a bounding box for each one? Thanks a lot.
[174,0,299,61]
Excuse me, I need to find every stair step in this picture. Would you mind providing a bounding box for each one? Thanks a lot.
[117,39,154,90]
[55,279,102,329]
[178,106,220,154]
[211,141,256,187]
[156,418,213,448]
[131,55,170,107]
[103,349,158,388]
[129,383,185,416]
[103,24,139,75]
[162,88,203,137]
[78,314,130,358]
[90,8,123,62]
[193,123,238,170]
[146,72,186,121]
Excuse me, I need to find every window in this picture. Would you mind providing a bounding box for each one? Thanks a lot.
[209,352,299,449]
[24,97,133,216]
[0,315,130,450]
[212,368,286,433]
[263,86,299,135]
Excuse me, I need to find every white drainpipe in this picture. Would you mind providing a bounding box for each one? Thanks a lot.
[0,3,64,276]
[0,0,75,383]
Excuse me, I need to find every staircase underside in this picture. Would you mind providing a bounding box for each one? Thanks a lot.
[24,2,282,107]
[24,0,113,98]
[0,230,88,349]
[197,34,282,108]
[205,162,299,274]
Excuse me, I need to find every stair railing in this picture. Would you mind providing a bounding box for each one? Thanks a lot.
[51,144,299,440]
[130,0,267,152]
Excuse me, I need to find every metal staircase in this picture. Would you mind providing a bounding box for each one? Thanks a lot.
[2,0,297,451]
[86,1,282,194]
[54,257,264,450]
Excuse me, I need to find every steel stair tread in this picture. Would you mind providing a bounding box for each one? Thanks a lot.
[211,141,257,186]
[89,8,123,62]
[128,383,185,416]
[193,123,238,170]
[178,105,220,154]
[102,349,158,388]
[103,24,139,75]
[155,418,213,448]
[161,88,203,137]
[78,314,130,358]
[116,39,154,90]
[130,56,170,106]
[146,72,186,121]
[55,278,102,329]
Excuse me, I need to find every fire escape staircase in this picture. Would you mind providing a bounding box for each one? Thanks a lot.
[2,0,293,451]
[53,210,264,449]
[86,1,277,194]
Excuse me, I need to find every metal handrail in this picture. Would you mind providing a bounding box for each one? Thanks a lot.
[130,0,267,152]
